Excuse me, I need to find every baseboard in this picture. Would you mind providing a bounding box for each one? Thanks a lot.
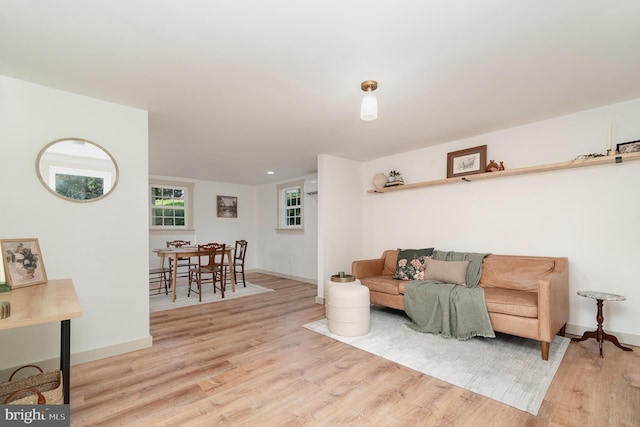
[0,335,153,380]
[252,269,317,285]
[566,323,639,347]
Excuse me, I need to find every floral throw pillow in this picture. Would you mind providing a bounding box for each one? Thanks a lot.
[394,248,434,280]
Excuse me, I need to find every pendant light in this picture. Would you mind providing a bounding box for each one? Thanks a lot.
[360,80,378,121]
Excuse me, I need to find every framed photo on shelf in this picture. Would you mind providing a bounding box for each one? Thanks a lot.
[446,145,487,178]
[616,139,640,154]
[216,195,238,218]
[1,238,48,289]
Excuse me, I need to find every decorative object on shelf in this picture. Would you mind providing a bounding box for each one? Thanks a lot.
[0,238,48,289]
[486,160,499,172]
[447,145,487,178]
[368,151,640,194]
[498,161,505,171]
[372,173,388,190]
[574,153,605,160]
[616,139,640,154]
[1,301,9,319]
[360,80,378,121]
[386,170,404,186]
[606,123,614,156]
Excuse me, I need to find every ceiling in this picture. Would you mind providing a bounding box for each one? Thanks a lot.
[2,1,640,186]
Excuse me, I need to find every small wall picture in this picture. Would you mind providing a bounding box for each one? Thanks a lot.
[447,145,487,178]
[616,139,640,154]
[1,238,48,289]
[217,195,238,218]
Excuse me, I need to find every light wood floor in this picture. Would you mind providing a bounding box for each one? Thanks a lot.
[71,273,640,426]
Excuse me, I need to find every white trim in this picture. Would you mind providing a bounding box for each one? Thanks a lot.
[253,268,317,285]
[0,336,153,380]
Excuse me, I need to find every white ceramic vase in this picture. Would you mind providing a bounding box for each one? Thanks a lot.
[372,173,388,189]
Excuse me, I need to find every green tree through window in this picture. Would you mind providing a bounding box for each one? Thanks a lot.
[55,174,104,200]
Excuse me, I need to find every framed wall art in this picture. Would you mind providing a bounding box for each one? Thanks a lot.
[217,195,238,218]
[616,139,640,154]
[1,238,48,289]
[446,145,487,178]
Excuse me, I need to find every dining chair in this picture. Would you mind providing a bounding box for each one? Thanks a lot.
[149,266,171,295]
[225,240,248,288]
[166,239,196,283]
[188,243,226,302]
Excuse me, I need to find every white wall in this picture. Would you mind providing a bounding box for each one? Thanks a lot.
[0,75,150,369]
[255,175,318,283]
[360,99,640,345]
[317,155,363,301]
[148,175,257,270]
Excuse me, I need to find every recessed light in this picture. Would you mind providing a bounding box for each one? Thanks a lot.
[267,171,275,175]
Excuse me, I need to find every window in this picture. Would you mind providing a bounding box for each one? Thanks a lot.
[150,182,193,230]
[277,180,304,230]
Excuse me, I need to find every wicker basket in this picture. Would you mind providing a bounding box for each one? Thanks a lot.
[0,365,63,405]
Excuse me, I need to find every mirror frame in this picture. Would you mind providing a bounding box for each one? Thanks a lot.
[36,137,119,203]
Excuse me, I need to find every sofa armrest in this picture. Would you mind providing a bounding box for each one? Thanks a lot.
[352,257,385,279]
[537,258,569,342]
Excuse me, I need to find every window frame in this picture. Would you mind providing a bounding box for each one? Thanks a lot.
[276,180,304,230]
[149,180,194,232]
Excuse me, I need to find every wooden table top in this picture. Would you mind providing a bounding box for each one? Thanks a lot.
[0,278,82,330]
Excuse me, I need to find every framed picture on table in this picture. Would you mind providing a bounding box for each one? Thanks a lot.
[446,145,487,178]
[1,238,48,289]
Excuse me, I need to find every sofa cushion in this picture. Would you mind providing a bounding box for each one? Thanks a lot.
[484,287,538,318]
[480,255,555,291]
[423,258,469,286]
[360,275,405,295]
[394,248,434,280]
[382,250,400,275]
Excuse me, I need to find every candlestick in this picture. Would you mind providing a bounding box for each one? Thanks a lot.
[607,124,612,151]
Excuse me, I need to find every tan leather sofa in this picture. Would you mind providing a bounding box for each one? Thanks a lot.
[352,250,569,360]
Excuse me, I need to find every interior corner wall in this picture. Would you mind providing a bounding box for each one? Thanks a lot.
[255,174,318,284]
[0,75,150,369]
[361,98,640,345]
[317,154,363,301]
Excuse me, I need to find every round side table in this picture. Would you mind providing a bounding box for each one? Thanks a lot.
[325,278,370,337]
[571,291,633,358]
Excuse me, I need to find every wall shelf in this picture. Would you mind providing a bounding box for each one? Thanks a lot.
[367,152,640,194]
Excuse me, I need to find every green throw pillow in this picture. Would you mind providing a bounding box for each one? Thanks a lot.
[394,248,434,280]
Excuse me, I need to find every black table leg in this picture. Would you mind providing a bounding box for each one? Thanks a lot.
[61,320,70,404]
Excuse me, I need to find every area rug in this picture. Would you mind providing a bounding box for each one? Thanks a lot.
[303,306,569,415]
[150,282,273,312]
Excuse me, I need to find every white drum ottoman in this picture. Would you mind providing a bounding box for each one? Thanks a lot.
[326,282,370,337]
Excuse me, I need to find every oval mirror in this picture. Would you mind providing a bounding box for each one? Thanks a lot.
[36,138,119,202]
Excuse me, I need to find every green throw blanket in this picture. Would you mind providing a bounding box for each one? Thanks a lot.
[404,250,495,340]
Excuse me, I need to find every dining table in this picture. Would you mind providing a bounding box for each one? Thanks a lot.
[153,246,236,303]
